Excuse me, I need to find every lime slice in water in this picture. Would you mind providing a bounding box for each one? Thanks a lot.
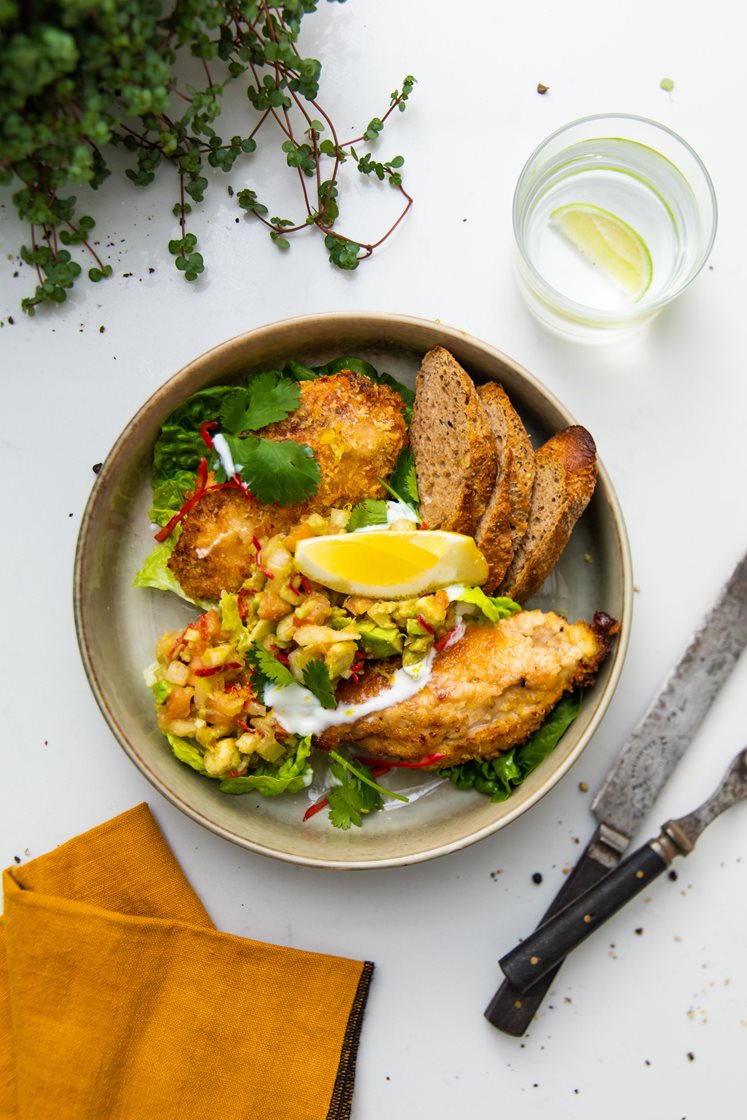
[550,203,653,301]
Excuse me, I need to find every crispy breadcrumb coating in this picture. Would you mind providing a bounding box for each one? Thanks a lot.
[169,372,407,601]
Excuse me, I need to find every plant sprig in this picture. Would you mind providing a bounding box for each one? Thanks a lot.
[0,1,416,315]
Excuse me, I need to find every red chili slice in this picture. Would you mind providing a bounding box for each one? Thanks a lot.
[299,573,313,595]
[168,625,189,660]
[252,535,275,580]
[302,797,329,822]
[237,588,256,621]
[417,613,435,634]
[193,661,242,677]
[433,627,456,652]
[153,456,209,542]
[153,474,252,543]
[353,753,446,769]
[302,761,394,822]
[199,420,219,450]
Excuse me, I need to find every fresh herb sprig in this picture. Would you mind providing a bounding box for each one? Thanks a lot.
[326,750,408,829]
[0,1,415,315]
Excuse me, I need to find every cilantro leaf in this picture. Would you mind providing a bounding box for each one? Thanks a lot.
[387,448,419,510]
[302,659,337,709]
[327,769,383,829]
[346,498,388,532]
[247,643,295,692]
[220,371,300,433]
[221,435,321,504]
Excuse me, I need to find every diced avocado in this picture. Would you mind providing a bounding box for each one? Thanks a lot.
[151,680,170,704]
[249,619,275,643]
[324,640,357,678]
[357,621,404,658]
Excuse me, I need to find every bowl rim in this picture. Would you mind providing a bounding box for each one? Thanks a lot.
[73,310,633,869]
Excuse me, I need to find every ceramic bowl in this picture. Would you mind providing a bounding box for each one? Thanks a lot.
[74,312,632,868]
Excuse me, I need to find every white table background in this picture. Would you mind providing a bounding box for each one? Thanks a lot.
[2,1,746,1116]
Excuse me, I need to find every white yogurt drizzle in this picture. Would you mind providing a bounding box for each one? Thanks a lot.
[265,614,466,737]
[212,432,237,479]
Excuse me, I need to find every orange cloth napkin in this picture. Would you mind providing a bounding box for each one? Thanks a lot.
[0,804,373,1120]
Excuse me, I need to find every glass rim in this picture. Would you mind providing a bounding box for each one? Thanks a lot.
[512,112,718,323]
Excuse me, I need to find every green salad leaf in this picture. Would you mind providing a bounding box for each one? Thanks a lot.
[167,734,208,774]
[152,386,236,486]
[133,530,211,607]
[149,470,197,527]
[219,737,313,797]
[438,691,583,802]
[451,586,521,623]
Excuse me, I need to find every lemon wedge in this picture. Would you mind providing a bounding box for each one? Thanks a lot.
[294,531,489,599]
[550,203,653,301]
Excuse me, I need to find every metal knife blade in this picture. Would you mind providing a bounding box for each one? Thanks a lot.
[591,549,747,847]
[485,548,747,1035]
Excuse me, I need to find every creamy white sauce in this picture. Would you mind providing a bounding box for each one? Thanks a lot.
[444,583,468,601]
[265,647,437,737]
[212,433,237,479]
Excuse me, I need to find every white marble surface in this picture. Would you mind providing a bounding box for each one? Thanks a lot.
[2,1,746,1116]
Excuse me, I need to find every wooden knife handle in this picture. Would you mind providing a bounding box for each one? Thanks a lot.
[499,842,669,992]
[484,845,614,1035]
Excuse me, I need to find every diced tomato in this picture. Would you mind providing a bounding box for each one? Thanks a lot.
[163,686,194,721]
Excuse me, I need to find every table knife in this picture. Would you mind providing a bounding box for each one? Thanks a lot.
[485,548,747,1036]
[500,745,747,989]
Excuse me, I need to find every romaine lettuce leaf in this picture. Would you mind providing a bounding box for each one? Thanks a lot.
[218,736,313,797]
[166,734,208,774]
[452,586,521,623]
[133,530,212,608]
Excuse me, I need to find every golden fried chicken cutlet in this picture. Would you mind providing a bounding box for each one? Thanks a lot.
[168,372,408,602]
[318,610,614,767]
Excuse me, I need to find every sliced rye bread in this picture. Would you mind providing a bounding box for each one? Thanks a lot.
[473,383,515,591]
[409,347,497,536]
[502,392,536,558]
[499,425,597,604]
[475,382,536,591]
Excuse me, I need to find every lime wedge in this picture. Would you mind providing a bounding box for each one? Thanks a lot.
[550,203,653,301]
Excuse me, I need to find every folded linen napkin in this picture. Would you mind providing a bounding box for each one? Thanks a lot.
[0,804,373,1120]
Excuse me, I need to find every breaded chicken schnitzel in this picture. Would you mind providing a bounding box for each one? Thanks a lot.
[318,610,613,767]
[169,372,407,601]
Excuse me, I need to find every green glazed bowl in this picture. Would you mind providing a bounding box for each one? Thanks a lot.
[74,312,632,868]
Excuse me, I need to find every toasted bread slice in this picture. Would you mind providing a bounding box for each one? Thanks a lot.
[502,391,536,559]
[474,383,516,591]
[409,347,497,536]
[499,425,597,603]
